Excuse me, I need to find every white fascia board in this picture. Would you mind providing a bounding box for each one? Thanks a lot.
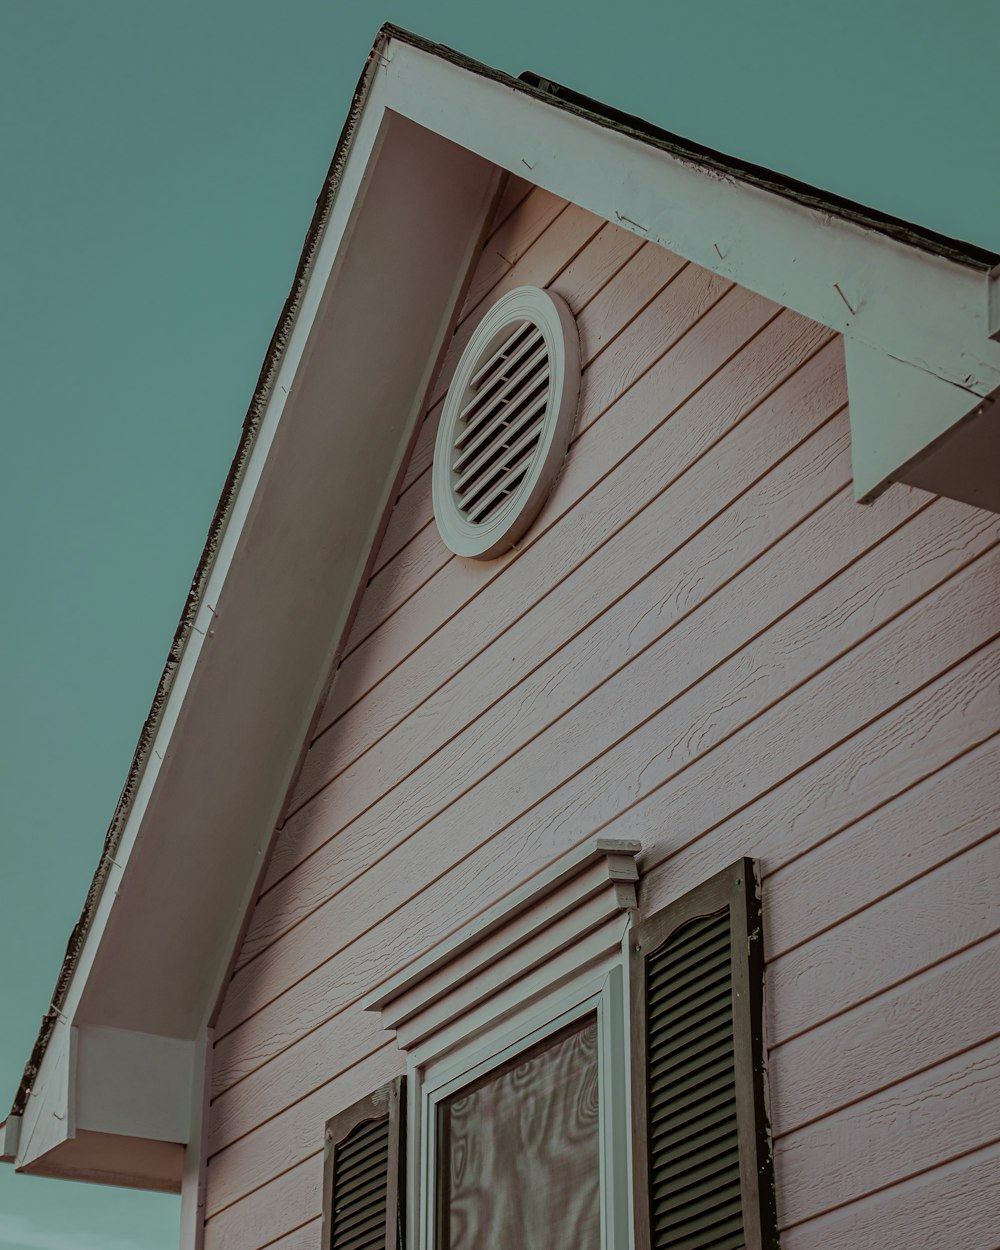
[75,1028,194,1143]
[16,52,499,1186]
[15,1020,75,1171]
[384,38,1000,504]
[13,77,389,1174]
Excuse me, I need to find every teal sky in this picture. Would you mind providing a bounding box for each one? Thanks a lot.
[2,2,998,1246]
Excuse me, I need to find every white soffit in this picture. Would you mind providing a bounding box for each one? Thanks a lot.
[384,36,1000,509]
[8,49,499,1185]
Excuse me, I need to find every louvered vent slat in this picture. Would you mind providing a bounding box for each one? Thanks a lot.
[457,416,547,512]
[452,385,548,477]
[455,337,546,443]
[454,320,548,519]
[469,319,533,388]
[646,905,744,1250]
[330,1113,390,1250]
[433,286,580,558]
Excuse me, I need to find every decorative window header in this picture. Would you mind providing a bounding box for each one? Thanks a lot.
[363,838,640,1058]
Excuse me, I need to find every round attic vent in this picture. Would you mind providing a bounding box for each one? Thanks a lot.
[432,286,581,560]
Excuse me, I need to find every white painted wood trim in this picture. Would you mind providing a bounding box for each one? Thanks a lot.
[382,37,1000,503]
[17,17,1000,1194]
[179,1031,211,1250]
[364,837,640,1020]
[15,85,394,1176]
[412,958,633,1250]
[375,839,641,1249]
[12,50,500,1185]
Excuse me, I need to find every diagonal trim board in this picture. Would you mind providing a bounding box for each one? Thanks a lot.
[382,33,1000,509]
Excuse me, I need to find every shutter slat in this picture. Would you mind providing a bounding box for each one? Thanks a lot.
[647,926,732,999]
[650,1084,740,1144]
[650,1064,737,1128]
[648,1026,734,1090]
[645,906,745,1250]
[648,961,732,1025]
[647,1000,734,1069]
[330,1114,391,1250]
[650,909,730,972]
[335,1138,389,1188]
[666,1206,745,1250]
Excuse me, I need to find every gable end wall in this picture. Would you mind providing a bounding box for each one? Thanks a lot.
[203,180,1000,1250]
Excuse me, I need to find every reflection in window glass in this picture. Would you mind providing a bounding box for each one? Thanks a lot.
[437,1015,600,1249]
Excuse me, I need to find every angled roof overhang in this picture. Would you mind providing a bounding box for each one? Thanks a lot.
[5,22,998,1193]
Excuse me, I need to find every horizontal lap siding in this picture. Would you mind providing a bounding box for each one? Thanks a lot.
[203,184,1000,1250]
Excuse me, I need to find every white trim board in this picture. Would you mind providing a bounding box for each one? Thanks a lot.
[7,52,499,1190]
[385,36,1000,507]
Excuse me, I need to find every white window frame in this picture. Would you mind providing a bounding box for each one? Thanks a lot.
[362,838,642,1250]
[411,951,633,1250]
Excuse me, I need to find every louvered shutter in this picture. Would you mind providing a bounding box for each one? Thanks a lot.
[322,1077,405,1250]
[630,860,778,1250]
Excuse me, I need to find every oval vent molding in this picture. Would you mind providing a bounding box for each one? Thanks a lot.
[432,285,581,560]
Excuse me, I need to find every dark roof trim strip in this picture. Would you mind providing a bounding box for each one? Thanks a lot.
[384,22,999,271]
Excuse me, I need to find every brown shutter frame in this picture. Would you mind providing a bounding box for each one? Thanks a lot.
[322,1075,406,1250]
[630,859,778,1250]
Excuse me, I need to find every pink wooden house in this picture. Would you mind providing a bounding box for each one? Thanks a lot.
[4,25,999,1250]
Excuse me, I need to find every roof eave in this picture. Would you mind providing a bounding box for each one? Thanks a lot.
[10,18,1000,1186]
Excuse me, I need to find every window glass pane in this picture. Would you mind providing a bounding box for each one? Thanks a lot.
[437,1015,600,1250]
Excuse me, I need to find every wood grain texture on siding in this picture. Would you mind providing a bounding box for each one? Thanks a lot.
[372,231,683,577]
[769,933,1000,1135]
[275,338,849,872]
[395,221,647,499]
[206,638,1000,1222]
[461,186,567,313]
[780,1140,1000,1250]
[635,638,1000,921]
[765,730,1000,962]
[241,321,840,968]
[312,261,743,747]
[774,1036,1000,1229]
[766,831,1000,1047]
[350,234,687,644]
[203,1151,320,1250]
[275,293,815,872]
[342,252,713,654]
[214,510,999,1081]
[206,193,1000,1250]
[205,1043,403,1220]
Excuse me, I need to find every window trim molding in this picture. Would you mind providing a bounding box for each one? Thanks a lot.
[413,957,632,1250]
[629,858,777,1250]
[363,838,642,1250]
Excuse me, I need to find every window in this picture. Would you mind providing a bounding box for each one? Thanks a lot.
[435,1014,601,1249]
[348,845,778,1250]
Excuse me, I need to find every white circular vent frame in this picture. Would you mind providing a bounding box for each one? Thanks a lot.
[432,286,581,560]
